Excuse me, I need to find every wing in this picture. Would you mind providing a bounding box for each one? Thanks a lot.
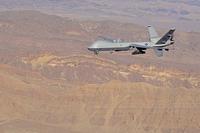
[97,36,114,42]
[154,48,163,57]
[156,28,175,45]
[148,25,160,43]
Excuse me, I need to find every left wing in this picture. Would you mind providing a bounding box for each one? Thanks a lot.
[148,25,160,43]
[154,48,163,57]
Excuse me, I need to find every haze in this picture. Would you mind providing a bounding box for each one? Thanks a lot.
[0,0,200,32]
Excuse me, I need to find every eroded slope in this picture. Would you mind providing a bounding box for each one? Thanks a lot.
[0,65,200,133]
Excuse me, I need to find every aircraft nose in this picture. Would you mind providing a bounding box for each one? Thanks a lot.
[88,42,98,51]
[88,46,93,51]
[88,45,94,51]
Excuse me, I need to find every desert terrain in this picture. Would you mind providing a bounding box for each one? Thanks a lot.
[0,3,200,133]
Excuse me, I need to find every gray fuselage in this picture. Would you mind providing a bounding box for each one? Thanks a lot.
[88,40,153,52]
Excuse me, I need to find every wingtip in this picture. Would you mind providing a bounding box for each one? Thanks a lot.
[171,27,176,30]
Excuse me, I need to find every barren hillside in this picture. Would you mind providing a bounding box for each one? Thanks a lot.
[0,64,200,133]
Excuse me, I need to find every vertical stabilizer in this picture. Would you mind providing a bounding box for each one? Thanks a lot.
[147,25,160,43]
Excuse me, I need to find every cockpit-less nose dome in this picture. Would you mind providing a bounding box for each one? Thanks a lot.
[88,41,102,51]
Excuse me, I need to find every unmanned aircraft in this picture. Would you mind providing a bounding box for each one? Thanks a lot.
[88,26,175,57]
